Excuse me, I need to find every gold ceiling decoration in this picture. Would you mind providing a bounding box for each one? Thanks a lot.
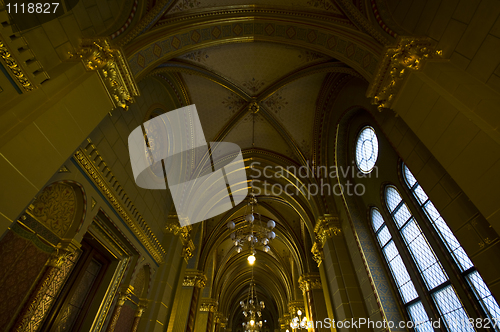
[367,36,442,111]
[71,38,139,111]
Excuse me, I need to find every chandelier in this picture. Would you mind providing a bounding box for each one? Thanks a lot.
[227,192,276,264]
[240,272,265,332]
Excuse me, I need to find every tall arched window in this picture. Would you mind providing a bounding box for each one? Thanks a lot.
[370,208,432,331]
[385,185,473,331]
[403,164,500,324]
[353,123,500,332]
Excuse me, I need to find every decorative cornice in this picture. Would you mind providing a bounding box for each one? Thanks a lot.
[0,10,50,92]
[183,270,207,288]
[298,273,322,293]
[314,214,341,246]
[367,36,442,111]
[71,37,139,111]
[73,140,165,264]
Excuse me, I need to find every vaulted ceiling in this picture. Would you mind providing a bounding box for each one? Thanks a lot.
[115,0,391,329]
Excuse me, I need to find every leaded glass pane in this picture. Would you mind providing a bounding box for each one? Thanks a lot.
[467,271,500,323]
[403,164,417,188]
[408,302,433,332]
[377,225,391,247]
[432,286,474,332]
[371,208,385,232]
[386,186,402,213]
[413,185,428,204]
[355,126,379,174]
[401,220,448,289]
[393,203,412,229]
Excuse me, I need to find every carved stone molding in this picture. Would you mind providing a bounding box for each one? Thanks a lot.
[367,36,442,111]
[183,270,207,288]
[200,299,218,312]
[71,38,139,110]
[298,273,322,294]
[314,215,341,246]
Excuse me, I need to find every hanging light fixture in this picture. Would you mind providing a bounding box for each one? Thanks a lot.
[241,268,265,332]
[227,192,276,262]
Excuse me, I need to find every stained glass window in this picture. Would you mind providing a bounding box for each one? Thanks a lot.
[355,126,378,174]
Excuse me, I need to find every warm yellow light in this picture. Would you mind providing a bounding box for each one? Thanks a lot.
[297,310,302,316]
[250,320,255,326]
[248,254,256,265]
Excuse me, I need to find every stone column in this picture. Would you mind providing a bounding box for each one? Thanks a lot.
[185,271,207,332]
[130,302,147,332]
[106,286,133,332]
[10,239,81,332]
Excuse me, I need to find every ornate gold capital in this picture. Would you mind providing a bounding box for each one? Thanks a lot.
[314,215,341,246]
[279,314,291,329]
[117,287,133,306]
[47,238,81,268]
[166,220,196,263]
[200,299,218,312]
[288,301,305,316]
[367,36,442,111]
[135,304,147,317]
[298,273,322,294]
[183,270,207,288]
[71,38,139,110]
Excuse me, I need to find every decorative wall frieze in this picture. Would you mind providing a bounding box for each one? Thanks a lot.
[298,273,322,294]
[367,36,442,111]
[71,38,139,110]
[199,299,218,312]
[73,140,165,264]
[183,270,207,288]
[314,214,341,246]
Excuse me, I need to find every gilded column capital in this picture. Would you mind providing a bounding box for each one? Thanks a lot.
[314,215,341,246]
[367,36,442,111]
[135,304,147,317]
[183,270,207,288]
[311,242,323,267]
[288,301,305,316]
[117,286,134,306]
[200,299,219,312]
[279,314,291,329]
[298,273,322,294]
[165,220,195,263]
[70,37,139,111]
[47,238,81,268]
